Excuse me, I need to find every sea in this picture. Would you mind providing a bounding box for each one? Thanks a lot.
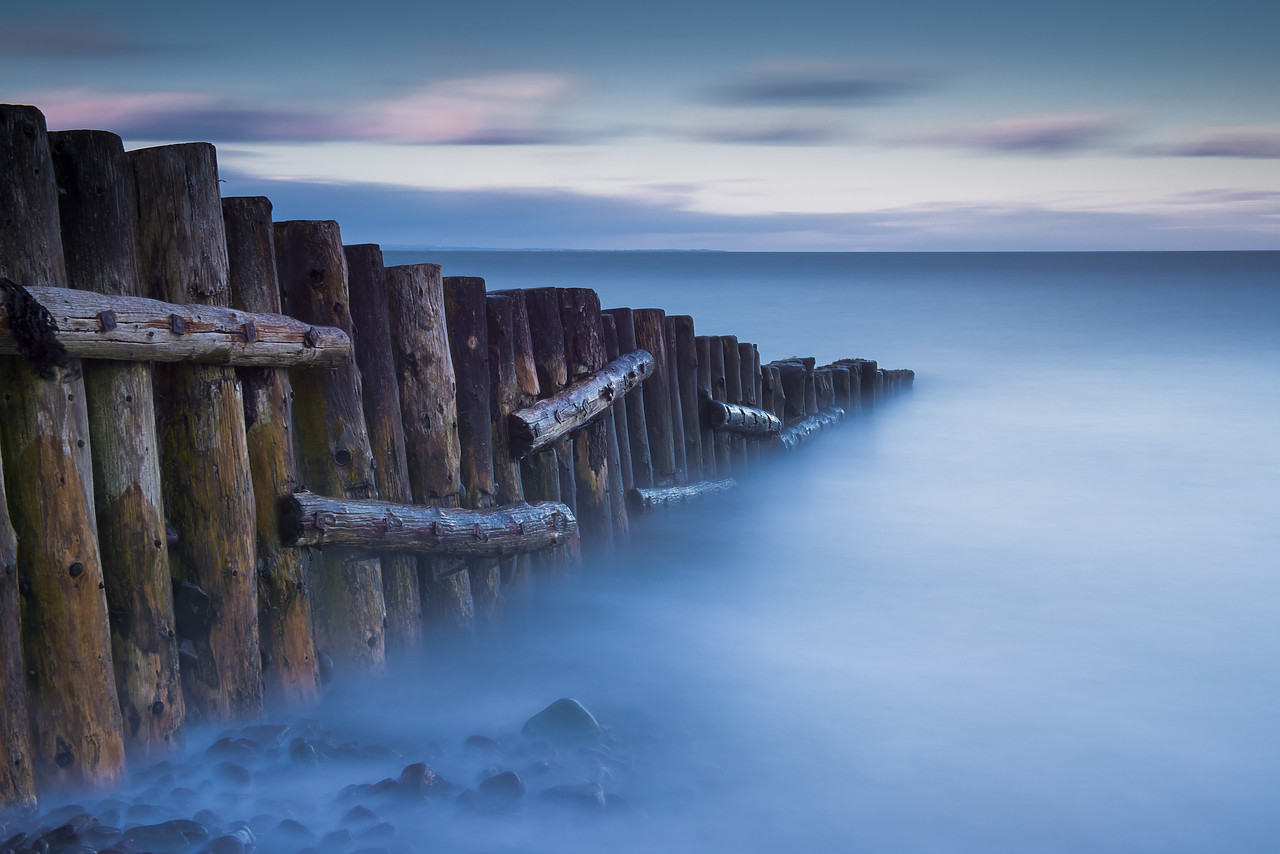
[21,251,1280,854]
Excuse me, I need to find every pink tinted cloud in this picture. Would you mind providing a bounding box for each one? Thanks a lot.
[887,112,1123,153]
[20,74,579,144]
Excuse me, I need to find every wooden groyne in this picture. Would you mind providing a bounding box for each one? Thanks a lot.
[0,103,914,811]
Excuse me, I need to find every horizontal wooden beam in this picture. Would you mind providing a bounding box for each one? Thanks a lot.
[509,348,654,459]
[708,399,782,436]
[281,490,577,556]
[0,279,350,367]
[779,408,845,450]
[626,477,737,514]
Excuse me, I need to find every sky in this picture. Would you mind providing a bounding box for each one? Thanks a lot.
[2,0,1278,250]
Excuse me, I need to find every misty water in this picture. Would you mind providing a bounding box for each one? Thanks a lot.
[15,251,1280,854]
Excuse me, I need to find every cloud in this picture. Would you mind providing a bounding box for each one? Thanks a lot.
[0,23,158,57]
[22,74,581,145]
[216,170,1280,252]
[679,110,848,145]
[711,62,934,107]
[887,113,1123,153]
[1143,125,1280,159]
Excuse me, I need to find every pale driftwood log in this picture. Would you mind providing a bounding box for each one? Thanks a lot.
[275,220,385,671]
[779,408,846,450]
[51,128,184,757]
[222,196,320,707]
[282,492,577,557]
[709,400,783,436]
[626,478,738,514]
[0,284,349,366]
[0,444,36,810]
[508,349,654,459]
[443,276,501,619]
[346,244,421,656]
[1,104,126,794]
[132,142,263,722]
[384,263,473,631]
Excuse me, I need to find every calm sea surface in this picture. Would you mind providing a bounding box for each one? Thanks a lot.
[40,252,1276,854]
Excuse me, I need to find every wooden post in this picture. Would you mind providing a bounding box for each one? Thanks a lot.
[344,244,422,656]
[814,367,836,411]
[833,359,864,416]
[707,336,731,476]
[738,341,761,465]
[443,276,502,617]
[0,444,36,810]
[663,317,688,484]
[855,359,878,411]
[222,196,320,706]
[274,221,385,670]
[632,309,678,486]
[485,294,530,588]
[0,104,126,791]
[602,308,653,489]
[131,142,263,721]
[721,335,746,470]
[558,288,614,550]
[524,288,576,516]
[694,336,717,478]
[762,364,785,423]
[383,264,472,631]
[600,314,635,492]
[50,129,184,756]
[672,316,702,482]
[825,364,853,411]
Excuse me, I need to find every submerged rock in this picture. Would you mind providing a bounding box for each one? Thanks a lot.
[521,699,600,743]
[477,771,525,803]
[538,782,607,812]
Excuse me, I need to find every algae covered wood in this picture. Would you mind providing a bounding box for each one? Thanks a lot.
[131,142,263,721]
[275,220,385,670]
[602,308,653,489]
[507,349,654,459]
[51,128,184,756]
[0,285,350,367]
[384,263,472,630]
[283,492,577,556]
[559,288,614,549]
[0,103,126,792]
[443,276,502,618]
[346,244,421,655]
[222,196,320,706]
[0,444,37,810]
[626,478,738,514]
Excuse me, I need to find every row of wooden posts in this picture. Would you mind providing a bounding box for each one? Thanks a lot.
[0,104,913,812]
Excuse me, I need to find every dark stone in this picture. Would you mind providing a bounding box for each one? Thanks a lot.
[208,834,245,854]
[396,763,451,797]
[319,829,352,853]
[462,735,500,755]
[289,740,320,767]
[212,761,251,788]
[521,698,601,743]
[205,737,253,762]
[339,807,377,829]
[358,823,395,840]
[477,771,525,803]
[273,819,315,842]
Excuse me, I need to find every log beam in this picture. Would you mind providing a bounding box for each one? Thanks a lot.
[779,408,846,450]
[626,478,738,514]
[508,348,654,459]
[282,492,577,557]
[0,283,349,367]
[708,400,783,436]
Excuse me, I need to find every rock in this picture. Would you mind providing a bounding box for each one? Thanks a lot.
[396,763,451,798]
[358,823,395,840]
[205,737,254,762]
[289,740,320,767]
[477,771,525,803]
[213,761,252,788]
[272,819,316,842]
[339,806,378,829]
[462,735,500,755]
[208,834,246,854]
[319,828,352,853]
[539,783,607,812]
[521,699,601,743]
[192,810,221,829]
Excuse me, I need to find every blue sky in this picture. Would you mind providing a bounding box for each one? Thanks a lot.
[3,0,1278,249]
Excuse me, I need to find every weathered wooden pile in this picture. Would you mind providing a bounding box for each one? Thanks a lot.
[0,104,913,812]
